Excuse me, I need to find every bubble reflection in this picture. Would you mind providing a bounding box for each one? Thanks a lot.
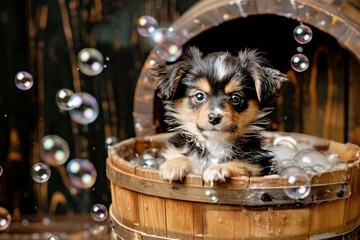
[77,48,104,76]
[0,207,11,230]
[15,71,34,90]
[31,162,51,183]
[90,204,108,222]
[41,135,70,166]
[66,158,97,189]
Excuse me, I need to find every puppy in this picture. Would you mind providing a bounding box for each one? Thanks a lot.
[150,47,289,185]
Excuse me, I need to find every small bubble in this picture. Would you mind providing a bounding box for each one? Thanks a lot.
[137,16,158,37]
[56,88,75,111]
[41,135,70,166]
[15,71,34,90]
[280,168,311,200]
[31,162,51,183]
[0,165,3,176]
[204,189,218,203]
[66,158,97,189]
[90,204,108,222]
[293,24,313,44]
[291,54,309,72]
[105,136,118,149]
[48,234,61,240]
[77,48,104,76]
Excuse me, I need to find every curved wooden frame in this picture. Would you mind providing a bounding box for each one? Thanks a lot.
[133,0,360,137]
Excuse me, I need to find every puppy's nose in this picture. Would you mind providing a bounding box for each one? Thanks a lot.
[208,113,222,125]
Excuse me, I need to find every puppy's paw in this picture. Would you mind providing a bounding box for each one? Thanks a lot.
[203,165,231,186]
[159,157,192,182]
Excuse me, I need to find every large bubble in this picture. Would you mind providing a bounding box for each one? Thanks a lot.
[66,158,97,189]
[68,92,99,125]
[77,48,104,76]
[14,71,34,90]
[41,135,70,166]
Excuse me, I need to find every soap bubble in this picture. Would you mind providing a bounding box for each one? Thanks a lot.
[56,88,75,111]
[68,92,99,125]
[141,148,163,169]
[90,204,108,222]
[15,71,33,90]
[291,54,309,72]
[273,136,298,150]
[48,235,61,240]
[105,136,118,149]
[294,149,329,168]
[77,48,104,76]
[31,162,51,183]
[0,165,3,176]
[204,189,218,203]
[0,207,11,230]
[41,135,70,166]
[331,162,349,170]
[293,24,313,44]
[66,158,97,189]
[153,30,183,62]
[137,15,158,37]
[284,174,311,199]
[267,145,297,161]
[279,166,311,199]
[150,28,167,43]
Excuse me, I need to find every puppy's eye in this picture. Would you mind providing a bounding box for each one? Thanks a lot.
[230,93,243,105]
[195,92,206,102]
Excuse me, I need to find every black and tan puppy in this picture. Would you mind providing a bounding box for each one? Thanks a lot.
[151,47,289,185]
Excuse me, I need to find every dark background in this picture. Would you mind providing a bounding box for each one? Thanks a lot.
[0,0,358,218]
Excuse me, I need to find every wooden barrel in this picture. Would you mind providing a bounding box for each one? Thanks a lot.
[106,131,360,240]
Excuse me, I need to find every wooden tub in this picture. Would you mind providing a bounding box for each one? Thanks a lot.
[106,131,360,240]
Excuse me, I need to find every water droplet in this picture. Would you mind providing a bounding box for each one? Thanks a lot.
[68,92,99,125]
[31,162,51,183]
[41,135,70,166]
[293,24,313,44]
[0,207,11,230]
[55,88,75,111]
[66,158,97,189]
[77,48,104,76]
[137,15,158,37]
[15,71,34,90]
[291,54,309,72]
[204,189,218,203]
[90,204,108,222]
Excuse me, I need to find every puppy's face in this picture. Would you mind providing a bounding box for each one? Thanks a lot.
[151,47,288,141]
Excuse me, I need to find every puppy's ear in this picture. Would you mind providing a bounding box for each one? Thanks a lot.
[238,50,289,106]
[149,47,201,100]
[259,67,289,105]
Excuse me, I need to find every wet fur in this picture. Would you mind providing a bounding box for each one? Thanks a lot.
[150,47,289,185]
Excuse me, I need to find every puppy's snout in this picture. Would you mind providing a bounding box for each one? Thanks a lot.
[208,113,222,125]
